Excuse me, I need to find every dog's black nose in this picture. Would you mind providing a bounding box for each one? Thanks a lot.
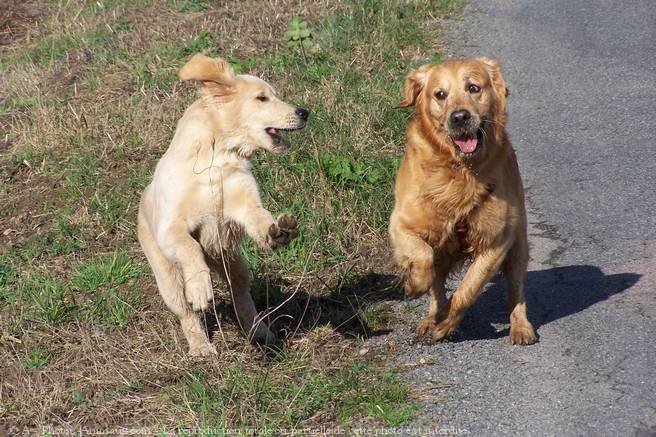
[295,107,309,121]
[450,109,471,125]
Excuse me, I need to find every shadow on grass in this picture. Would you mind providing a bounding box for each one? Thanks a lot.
[452,265,641,342]
[206,271,405,344]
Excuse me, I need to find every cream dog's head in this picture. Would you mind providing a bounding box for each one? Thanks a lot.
[179,54,309,154]
[395,58,508,161]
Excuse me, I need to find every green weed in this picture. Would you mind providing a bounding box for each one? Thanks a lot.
[72,252,141,292]
[358,303,393,330]
[183,31,217,56]
[72,252,142,327]
[25,274,76,325]
[175,0,208,12]
[86,290,139,327]
[286,17,315,54]
[22,347,53,369]
[320,154,400,187]
[72,390,92,413]
[0,260,17,297]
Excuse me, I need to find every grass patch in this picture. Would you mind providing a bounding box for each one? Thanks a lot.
[235,1,456,273]
[21,347,53,369]
[175,355,418,429]
[88,290,137,327]
[358,302,394,331]
[69,251,143,326]
[0,260,18,299]
[23,273,77,325]
[72,252,141,292]
[71,252,143,327]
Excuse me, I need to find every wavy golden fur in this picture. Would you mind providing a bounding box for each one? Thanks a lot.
[389,58,537,345]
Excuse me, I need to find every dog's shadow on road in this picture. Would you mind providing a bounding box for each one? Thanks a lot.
[454,265,642,342]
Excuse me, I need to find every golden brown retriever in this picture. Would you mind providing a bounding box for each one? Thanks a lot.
[138,54,308,356]
[389,58,537,345]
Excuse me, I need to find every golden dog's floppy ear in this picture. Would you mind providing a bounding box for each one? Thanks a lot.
[179,53,235,95]
[477,57,508,110]
[394,65,431,109]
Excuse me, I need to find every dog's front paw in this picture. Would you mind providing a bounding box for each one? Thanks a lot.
[416,316,437,337]
[427,318,458,342]
[188,341,218,357]
[266,214,298,250]
[510,322,538,345]
[185,271,214,311]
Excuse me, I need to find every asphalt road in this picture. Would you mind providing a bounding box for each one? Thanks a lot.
[368,1,656,435]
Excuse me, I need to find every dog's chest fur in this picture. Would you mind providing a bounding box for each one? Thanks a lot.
[159,145,251,256]
[191,216,242,259]
[420,163,508,257]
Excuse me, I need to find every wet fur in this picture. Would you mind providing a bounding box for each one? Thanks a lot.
[389,58,537,345]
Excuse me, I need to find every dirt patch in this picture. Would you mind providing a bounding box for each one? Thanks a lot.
[0,1,43,49]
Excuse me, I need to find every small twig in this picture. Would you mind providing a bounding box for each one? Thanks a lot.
[1,334,22,344]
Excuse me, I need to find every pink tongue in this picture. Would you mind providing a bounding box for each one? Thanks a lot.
[454,136,478,153]
[266,128,278,134]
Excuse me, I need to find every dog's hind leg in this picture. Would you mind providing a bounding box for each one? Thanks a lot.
[138,212,216,356]
[208,251,278,347]
[502,234,537,345]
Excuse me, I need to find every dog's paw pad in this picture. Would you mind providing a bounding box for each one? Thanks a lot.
[277,214,297,232]
[267,214,298,249]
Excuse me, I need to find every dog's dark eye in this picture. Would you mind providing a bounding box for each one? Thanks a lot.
[256,95,269,102]
[435,90,447,100]
[467,83,481,93]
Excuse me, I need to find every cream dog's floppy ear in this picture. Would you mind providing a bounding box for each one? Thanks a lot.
[477,57,508,110]
[394,65,431,109]
[179,53,235,95]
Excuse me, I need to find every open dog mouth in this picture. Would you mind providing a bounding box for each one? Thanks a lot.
[265,126,303,150]
[450,128,484,157]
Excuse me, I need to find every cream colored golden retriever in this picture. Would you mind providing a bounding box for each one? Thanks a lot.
[138,54,308,356]
[389,58,537,345]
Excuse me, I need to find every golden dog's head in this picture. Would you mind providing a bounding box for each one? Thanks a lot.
[395,58,508,160]
[179,54,309,153]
